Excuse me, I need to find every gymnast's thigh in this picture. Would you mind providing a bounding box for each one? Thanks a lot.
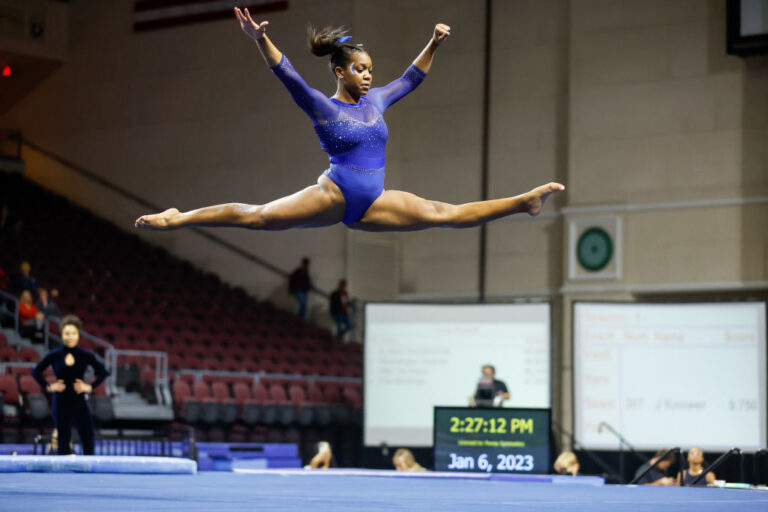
[258,175,347,229]
[350,189,452,232]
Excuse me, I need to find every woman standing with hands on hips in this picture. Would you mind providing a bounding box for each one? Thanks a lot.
[32,315,109,455]
[136,7,563,233]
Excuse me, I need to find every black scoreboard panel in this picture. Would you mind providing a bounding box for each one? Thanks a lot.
[433,407,551,474]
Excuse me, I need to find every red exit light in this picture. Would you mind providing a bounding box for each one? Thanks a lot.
[1,65,10,77]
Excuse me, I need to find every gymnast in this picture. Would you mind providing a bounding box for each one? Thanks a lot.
[135,7,564,233]
[32,315,109,455]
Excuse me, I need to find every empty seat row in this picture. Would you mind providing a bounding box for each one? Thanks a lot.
[170,379,361,426]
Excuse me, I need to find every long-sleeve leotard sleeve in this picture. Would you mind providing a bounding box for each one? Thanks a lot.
[367,65,427,113]
[87,351,109,389]
[32,352,56,393]
[271,55,337,123]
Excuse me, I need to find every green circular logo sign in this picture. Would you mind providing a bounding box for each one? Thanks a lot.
[577,227,613,272]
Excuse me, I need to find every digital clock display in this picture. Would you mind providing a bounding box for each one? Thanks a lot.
[433,407,551,474]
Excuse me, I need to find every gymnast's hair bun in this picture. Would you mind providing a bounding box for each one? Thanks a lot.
[307,25,351,56]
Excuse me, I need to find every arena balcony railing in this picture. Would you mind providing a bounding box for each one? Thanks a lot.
[0,289,20,333]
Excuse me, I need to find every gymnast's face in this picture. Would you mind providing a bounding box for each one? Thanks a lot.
[337,52,372,98]
[62,324,80,348]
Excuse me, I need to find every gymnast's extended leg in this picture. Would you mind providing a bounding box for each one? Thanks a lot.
[350,182,564,231]
[135,176,346,231]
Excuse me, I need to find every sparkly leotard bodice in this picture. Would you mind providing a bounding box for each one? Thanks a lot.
[271,55,425,169]
[271,55,426,223]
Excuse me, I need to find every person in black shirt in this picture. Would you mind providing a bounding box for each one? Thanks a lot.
[32,315,109,455]
[288,257,311,318]
[329,279,350,339]
[472,364,509,407]
[633,449,676,486]
[12,261,38,295]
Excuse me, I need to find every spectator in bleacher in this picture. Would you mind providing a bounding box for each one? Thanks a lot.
[678,447,715,487]
[36,288,62,319]
[632,449,677,486]
[18,289,45,342]
[32,315,109,455]
[330,279,351,339]
[12,261,38,295]
[393,448,426,471]
[289,257,312,318]
[553,450,580,476]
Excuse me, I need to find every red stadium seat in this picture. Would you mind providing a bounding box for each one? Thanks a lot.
[251,383,278,425]
[172,380,201,423]
[18,348,40,363]
[18,375,48,419]
[9,366,32,377]
[0,346,18,362]
[0,375,20,405]
[193,381,219,424]
[211,381,237,423]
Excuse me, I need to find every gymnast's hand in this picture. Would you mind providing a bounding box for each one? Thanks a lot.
[432,23,451,46]
[235,7,268,41]
[48,380,65,393]
[73,379,92,394]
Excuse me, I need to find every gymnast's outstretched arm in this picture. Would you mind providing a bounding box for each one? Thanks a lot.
[235,7,335,121]
[413,23,451,74]
[235,7,280,66]
[367,23,451,112]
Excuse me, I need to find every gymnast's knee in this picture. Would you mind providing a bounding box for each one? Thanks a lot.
[238,204,269,230]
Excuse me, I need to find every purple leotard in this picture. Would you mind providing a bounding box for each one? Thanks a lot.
[270,55,426,224]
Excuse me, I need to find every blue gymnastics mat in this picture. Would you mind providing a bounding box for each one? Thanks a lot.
[0,455,196,474]
[2,470,768,512]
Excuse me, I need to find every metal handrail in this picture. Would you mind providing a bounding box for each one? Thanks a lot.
[0,289,19,333]
[597,422,647,464]
[20,137,328,298]
[597,421,649,481]
[689,448,742,486]
[173,368,362,387]
[629,447,682,485]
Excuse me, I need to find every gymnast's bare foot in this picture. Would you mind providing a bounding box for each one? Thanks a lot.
[525,182,565,217]
[135,208,181,230]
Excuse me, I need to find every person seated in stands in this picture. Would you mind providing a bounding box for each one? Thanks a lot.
[36,288,62,319]
[553,450,580,476]
[12,261,38,295]
[678,447,715,487]
[392,448,427,471]
[306,441,335,469]
[633,449,677,486]
[18,289,45,342]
